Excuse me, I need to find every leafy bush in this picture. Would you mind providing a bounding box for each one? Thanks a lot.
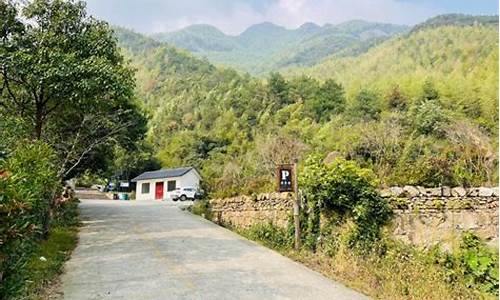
[409,100,448,136]
[457,232,499,294]
[190,200,213,220]
[0,141,61,298]
[300,154,392,249]
[243,222,293,250]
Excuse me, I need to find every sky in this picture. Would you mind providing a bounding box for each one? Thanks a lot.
[84,0,499,35]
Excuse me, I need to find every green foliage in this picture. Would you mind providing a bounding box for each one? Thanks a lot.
[300,155,392,248]
[386,85,408,111]
[350,89,381,121]
[190,200,213,220]
[307,79,345,122]
[0,141,63,299]
[241,222,293,250]
[24,226,78,299]
[0,0,147,179]
[409,100,448,136]
[268,72,291,107]
[457,232,499,294]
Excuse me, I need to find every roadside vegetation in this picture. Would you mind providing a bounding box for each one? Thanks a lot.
[193,157,499,299]
[0,1,148,298]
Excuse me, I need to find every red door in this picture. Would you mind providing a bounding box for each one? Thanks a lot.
[155,182,164,200]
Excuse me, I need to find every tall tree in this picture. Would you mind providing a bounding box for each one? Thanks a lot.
[308,79,345,122]
[0,0,146,177]
[268,72,290,107]
[351,89,381,121]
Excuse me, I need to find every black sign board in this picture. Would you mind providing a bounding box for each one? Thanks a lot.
[277,164,294,192]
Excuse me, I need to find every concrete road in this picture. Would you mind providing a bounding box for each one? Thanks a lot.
[61,200,369,300]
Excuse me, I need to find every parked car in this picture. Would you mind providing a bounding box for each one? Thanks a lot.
[171,187,202,201]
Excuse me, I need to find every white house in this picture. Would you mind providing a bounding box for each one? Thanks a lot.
[131,167,201,200]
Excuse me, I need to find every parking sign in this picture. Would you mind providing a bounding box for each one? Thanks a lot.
[277,164,294,192]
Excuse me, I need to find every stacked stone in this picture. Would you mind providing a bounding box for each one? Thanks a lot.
[209,193,294,229]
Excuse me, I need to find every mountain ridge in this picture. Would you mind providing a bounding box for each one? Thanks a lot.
[150,20,409,74]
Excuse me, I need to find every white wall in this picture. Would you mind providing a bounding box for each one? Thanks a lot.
[134,170,200,200]
[178,170,200,189]
[135,178,164,200]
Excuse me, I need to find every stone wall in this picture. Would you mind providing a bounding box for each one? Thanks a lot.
[210,192,294,228]
[383,186,499,249]
[209,186,499,249]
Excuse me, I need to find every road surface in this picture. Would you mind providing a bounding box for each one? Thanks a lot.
[61,199,369,300]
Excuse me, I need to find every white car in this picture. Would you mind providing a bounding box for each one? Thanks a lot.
[171,187,201,201]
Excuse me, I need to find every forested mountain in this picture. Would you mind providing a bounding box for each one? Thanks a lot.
[288,25,499,127]
[411,14,498,33]
[114,14,499,196]
[151,21,408,74]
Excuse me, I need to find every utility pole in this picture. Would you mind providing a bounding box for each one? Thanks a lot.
[293,158,300,250]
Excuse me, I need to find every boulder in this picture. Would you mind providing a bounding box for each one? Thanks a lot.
[403,185,420,197]
[493,187,499,197]
[478,187,493,197]
[442,186,451,197]
[467,188,479,197]
[427,188,442,197]
[390,186,404,197]
[451,187,466,197]
[380,188,392,197]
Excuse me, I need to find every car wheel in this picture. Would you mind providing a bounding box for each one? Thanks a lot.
[180,195,187,201]
[172,197,179,202]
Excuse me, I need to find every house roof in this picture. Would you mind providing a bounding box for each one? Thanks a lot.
[131,167,196,182]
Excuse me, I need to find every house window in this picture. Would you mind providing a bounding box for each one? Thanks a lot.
[167,180,176,191]
[141,182,150,194]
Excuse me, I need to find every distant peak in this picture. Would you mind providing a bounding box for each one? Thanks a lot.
[298,22,320,31]
[241,22,286,34]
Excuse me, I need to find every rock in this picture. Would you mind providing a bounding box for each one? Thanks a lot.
[416,186,428,196]
[467,188,479,197]
[478,187,493,197]
[380,188,392,197]
[493,187,499,197]
[403,185,420,197]
[427,188,442,197]
[442,186,451,197]
[390,186,404,197]
[452,187,466,197]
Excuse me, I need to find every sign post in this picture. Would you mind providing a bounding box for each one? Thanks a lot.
[277,160,300,250]
[292,159,300,250]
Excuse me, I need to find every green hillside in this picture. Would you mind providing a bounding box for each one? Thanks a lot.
[115,18,499,196]
[289,25,499,127]
[151,21,408,74]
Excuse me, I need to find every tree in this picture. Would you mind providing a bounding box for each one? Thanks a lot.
[268,72,290,107]
[350,89,381,121]
[409,99,448,136]
[421,79,439,102]
[386,85,407,111]
[308,79,345,122]
[0,0,146,177]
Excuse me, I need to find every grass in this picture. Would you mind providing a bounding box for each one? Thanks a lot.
[234,223,497,300]
[24,226,79,299]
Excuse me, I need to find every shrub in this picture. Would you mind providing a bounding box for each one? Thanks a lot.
[190,200,213,220]
[0,141,60,298]
[409,100,448,136]
[457,232,499,294]
[300,154,392,249]
[243,222,293,250]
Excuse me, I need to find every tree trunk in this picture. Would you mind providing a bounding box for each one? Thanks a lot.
[34,105,44,140]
